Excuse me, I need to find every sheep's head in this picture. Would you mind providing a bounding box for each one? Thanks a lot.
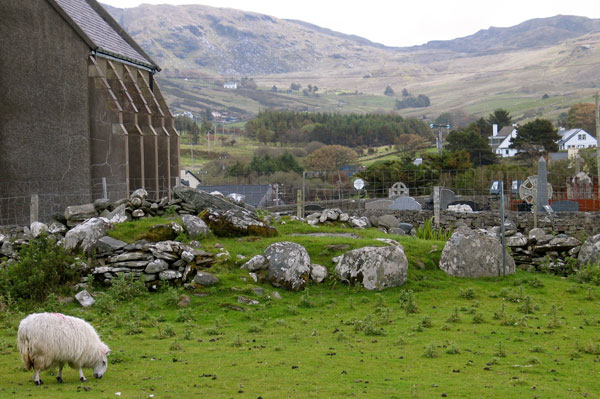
[93,344,110,378]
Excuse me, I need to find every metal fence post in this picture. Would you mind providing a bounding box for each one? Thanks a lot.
[433,186,440,228]
[102,177,108,199]
[500,180,506,276]
[30,194,39,225]
[302,171,306,218]
[297,189,302,219]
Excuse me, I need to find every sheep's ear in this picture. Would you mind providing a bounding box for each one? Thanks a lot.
[101,344,110,355]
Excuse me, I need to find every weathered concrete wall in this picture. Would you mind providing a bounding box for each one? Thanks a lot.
[0,0,92,222]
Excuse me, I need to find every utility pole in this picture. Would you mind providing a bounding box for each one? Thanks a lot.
[430,123,451,155]
[596,93,600,203]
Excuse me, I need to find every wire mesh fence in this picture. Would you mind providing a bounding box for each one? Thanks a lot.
[1,168,598,226]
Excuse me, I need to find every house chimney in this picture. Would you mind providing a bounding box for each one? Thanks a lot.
[493,124,498,136]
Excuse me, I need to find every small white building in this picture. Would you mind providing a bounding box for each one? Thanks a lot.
[557,128,597,150]
[223,81,238,89]
[180,170,203,189]
[489,124,519,158]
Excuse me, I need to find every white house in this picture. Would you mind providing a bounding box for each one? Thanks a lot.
[489,125,519,158]
[223,81,238,89]
[180,170,203,189]
[557,128,597,150]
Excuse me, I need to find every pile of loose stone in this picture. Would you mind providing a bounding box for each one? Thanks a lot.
[92,235,216,287]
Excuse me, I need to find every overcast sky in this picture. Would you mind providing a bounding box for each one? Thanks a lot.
[100,0,600,47]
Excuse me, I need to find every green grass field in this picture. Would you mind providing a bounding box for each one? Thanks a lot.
[1,220,599,398]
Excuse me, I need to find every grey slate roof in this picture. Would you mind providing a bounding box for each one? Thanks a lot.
[49,0,158,70]
[557,129,584,146]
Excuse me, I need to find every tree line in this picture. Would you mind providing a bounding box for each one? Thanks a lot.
[244,110,431,147]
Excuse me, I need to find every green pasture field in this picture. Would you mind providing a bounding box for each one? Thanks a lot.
[1,220,599,398]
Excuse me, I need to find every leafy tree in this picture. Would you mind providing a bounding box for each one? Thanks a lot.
[402,88,410,97]
[189,121,201,145]
[290,83,301,91]
[486,109,512,131]
[240,76,257,89]
[200,116,214,135]
[445,124,496,165]
[384,85,395,96]
[566,103,597,136]
[475,117,491,137]
[509,118,560,154]
[305,145,358,172]
[271,85,278,92]
[395,94,430,109]
[256,126,275,144]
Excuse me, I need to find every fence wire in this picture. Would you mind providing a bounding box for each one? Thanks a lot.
[1,169,598,226]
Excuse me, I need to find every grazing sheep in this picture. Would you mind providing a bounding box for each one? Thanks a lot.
[17,312,110,385]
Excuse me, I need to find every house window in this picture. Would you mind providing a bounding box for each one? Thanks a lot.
[578,134,586,140]
[505,149,509,155]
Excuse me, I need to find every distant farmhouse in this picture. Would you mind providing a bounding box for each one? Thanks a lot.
[223,81,238,89]
[557,128,597,150]
[489,125,519,158]
[0,0,179,225]
[489,125,597,158]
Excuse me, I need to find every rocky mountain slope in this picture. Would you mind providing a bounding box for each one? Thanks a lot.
[102,3,600,122]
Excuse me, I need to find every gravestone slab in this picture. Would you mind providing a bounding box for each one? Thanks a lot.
[365,199,394,210]
[388,197,422,211]
[440,188,456,210]
[551,200,579,212]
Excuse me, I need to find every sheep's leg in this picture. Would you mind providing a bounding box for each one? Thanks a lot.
[56,363,64,383]
[33,369,42,385]
[79,368,87,382]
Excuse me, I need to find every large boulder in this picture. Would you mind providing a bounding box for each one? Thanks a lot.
[335,245,408,290]
[440,227,515,277]
[64,217,110,255]
[578,234,600,265]
[181,215,210,238]
[264,242,311,291]
[173,187,276,237]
